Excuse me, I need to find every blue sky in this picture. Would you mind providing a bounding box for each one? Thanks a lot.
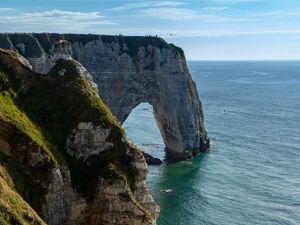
[1,0,300,60]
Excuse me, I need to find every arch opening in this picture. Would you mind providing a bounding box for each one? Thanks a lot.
[122,103,165,162]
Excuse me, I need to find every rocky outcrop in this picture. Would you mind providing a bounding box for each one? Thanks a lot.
[66,122,113,163]
[142,152,163,165]
[0,49,159,224]
[0,33,210,160]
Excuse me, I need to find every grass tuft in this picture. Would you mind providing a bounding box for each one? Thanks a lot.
[0,90,57,163]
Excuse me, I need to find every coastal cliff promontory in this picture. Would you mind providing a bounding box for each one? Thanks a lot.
[0,33,209,224]
[0,33,210,160]
[0,49,159,225]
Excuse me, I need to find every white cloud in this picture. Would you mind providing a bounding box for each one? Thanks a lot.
[203,7,230,11]
[142,7,250,22]
[263,8,300,18]
[209,0,260,2]
[0,7,15,12]
[112,1,243,22]
[111,1,186,11]
[183,29,300,37]
[0,10,113,32]
[20,10,109,23]
[143,8,198,21]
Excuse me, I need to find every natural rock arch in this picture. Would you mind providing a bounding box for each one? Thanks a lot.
[68,37,210,160]
[123,102,164,156]
[1,33,210,160]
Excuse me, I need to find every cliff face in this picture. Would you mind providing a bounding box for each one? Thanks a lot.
[0,33,210,160]
[0,49,159,224]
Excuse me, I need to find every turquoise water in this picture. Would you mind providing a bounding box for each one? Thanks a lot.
[123,61,300,225]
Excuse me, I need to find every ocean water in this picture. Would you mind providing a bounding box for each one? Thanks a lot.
[123,61,300,225]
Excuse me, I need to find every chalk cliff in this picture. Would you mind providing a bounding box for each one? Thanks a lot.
[0,49,159,224]
[0,33,210,160]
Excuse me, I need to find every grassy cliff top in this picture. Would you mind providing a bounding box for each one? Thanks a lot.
[0,33,185,59]
[0,48,139,213]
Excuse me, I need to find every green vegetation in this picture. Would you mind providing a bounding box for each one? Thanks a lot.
[0,90,56,162]
[0,154,49,221]
[0,164,46,225]
[0,53,57,215]
[0,49,138,201]
[16,59,121,151]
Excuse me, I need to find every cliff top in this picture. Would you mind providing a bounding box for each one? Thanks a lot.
[0,33,184,58]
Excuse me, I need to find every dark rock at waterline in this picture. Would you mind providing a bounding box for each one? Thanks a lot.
[142,152,163,165]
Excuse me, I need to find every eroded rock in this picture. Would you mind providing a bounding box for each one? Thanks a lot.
[2,33,210,159]
[66,122,113,163]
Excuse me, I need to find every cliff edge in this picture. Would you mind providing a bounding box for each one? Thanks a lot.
[0,49,159,225]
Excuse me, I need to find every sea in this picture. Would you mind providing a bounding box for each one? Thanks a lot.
[123,61,300,225]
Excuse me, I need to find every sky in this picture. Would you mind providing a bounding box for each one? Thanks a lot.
[1,0,300,60]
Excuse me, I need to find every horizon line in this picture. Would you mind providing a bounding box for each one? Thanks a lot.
[187,59,300,61]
